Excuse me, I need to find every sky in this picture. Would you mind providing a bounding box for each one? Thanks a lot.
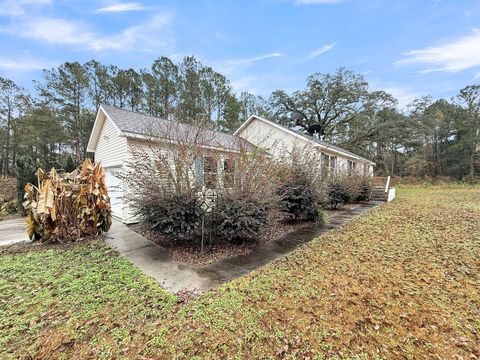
[0,0,479,108]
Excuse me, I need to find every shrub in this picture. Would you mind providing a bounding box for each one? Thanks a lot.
[0,176,17,216]
[212,193,269,244]
[276,146,325,221]
[0,176,16,202]
[0,200,17,217]
[327,173,363,209]
[277,179,320,221]
[355,176,373,201]
[461,174,479,185]
[122,125,279,250]
[327,181,352,209]
[115,111,300,253]
[14,156,40,210]
[137,192,203,242]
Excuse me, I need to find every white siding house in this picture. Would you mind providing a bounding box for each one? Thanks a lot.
[87,105,257,223]
[234,115,375,176]
[88,107,376,223]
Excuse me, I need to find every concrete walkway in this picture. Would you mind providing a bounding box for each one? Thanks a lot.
[107,202,382,293]
[196,201,381,289]
[0,218,30,247]
[107,221,212,293]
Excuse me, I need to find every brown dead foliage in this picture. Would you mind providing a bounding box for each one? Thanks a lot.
[0,176,16,202]
[23,159,112,242]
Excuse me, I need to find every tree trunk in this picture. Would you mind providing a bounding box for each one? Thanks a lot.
[4,103,12,175]
[470,150,475,178]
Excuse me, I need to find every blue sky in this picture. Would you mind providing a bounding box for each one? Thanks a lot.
[0,0,479,107]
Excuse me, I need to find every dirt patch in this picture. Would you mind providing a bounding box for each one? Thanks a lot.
[130,216,317,267]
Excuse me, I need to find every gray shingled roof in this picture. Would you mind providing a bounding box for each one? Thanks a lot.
[102,105,257,153]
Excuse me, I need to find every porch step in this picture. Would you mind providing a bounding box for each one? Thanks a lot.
[370,186,386,201]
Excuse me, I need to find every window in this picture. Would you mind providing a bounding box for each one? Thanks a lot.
[223,158,235,188]
[321,153,337,176]
[194,155,204,188]
[348,160,357,173]
[363,164,371,176]
[203,156,218,189]
[330,156,337,172]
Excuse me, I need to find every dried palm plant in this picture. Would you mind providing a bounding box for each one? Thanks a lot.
[23,159,112,243]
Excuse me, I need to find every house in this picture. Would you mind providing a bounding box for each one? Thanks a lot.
[234,115,375,176]
[87,106,375,223]
[86,105,257,223]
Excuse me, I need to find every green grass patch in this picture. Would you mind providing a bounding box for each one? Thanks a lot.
[0,241,176,359]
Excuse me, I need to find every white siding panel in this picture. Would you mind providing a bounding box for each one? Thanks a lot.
[238,118,374,176]
[237,118,308,158]
[95,115,127,167]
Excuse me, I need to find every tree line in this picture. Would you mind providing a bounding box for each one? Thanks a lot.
[0,57,479,182]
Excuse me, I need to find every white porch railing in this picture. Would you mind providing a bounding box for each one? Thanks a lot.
[384,175,395,202]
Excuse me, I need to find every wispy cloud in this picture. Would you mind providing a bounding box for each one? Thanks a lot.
[91,13,173,51]
[230,75,259,93]
[294,0,343,4]
[383,86,425,109]
[1,13,174,52]
[306,43,335,60]
[95,2,145,13]
[395,29,480,73]
[0,0,50,16]
[227,52,284,66]
[212,52,284,75]
[0,56,55,71]
[14,18,95,45]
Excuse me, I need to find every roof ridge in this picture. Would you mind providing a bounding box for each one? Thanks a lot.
[101,104,240,138]
[100,104,171,122]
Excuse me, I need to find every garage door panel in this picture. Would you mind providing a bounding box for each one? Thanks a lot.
[104,167,123,219]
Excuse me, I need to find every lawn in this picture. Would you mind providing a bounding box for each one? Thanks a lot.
[1,187,479,359]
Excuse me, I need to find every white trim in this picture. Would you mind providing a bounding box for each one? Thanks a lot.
[235,115,375,165]
[86,105,123,153]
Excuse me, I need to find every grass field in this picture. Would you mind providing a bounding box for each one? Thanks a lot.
[1,187,479,359]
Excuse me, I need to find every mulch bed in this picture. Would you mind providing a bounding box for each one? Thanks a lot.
[130,216,316,267]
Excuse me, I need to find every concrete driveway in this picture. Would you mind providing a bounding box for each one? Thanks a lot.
[0,218,30,247]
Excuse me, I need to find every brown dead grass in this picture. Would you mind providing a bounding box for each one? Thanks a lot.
[156,187,480,359]
[3,187,479,359]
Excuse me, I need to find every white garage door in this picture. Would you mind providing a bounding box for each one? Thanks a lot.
[104,167,123,220]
